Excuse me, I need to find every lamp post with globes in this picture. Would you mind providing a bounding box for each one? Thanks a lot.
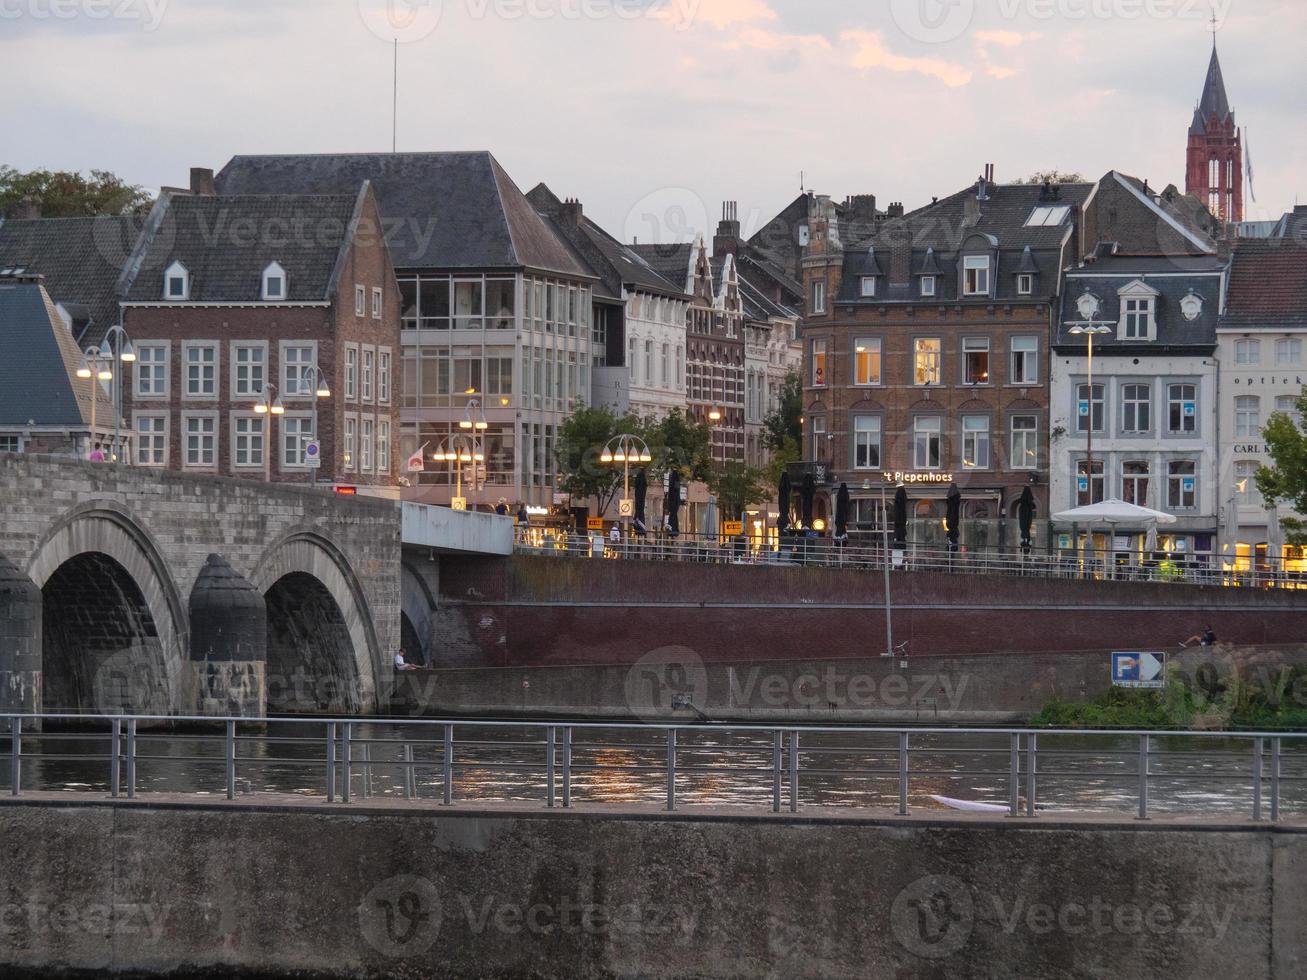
[1069,289,1114,569]
[432,434,483,510]
[599,433,653,533]
[76,325,135,462]
[458,398,489,509]
[256,365,330,485]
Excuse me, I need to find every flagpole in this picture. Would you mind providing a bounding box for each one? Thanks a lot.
[392,38,398,153]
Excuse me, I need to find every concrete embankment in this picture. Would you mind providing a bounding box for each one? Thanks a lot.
[0,798,1303,979]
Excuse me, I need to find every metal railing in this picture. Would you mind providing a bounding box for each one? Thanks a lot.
[2,714,1303,822]
[515,530,1306,589]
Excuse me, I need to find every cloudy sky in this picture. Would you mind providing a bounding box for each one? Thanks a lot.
[2,0,1303,241]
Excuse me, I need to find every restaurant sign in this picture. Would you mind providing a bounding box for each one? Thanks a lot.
[880,471,956,485]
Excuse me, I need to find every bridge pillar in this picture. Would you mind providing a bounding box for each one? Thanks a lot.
[0,553,41,715]
[188,554,266,717]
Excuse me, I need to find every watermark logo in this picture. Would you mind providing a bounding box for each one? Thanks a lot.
[359,875,443,958]
[890,875,975,959]
[623,186,709,251]
[0,0,169,32]
[358,0,443,43]
[624,645,708,721]
[889,0,975,45]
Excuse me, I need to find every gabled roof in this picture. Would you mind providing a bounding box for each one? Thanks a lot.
[1190,45,1233,135]
[124,191,363,304]
[0,278,115,427]
[215,152,591,278]
[882,180,1095,252]
[629,242,696,293]
[1221,240,1307,330]
[1107,172,1217,254]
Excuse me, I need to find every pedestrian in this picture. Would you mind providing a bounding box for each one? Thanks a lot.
[608,524,621,545]
[495,497,509,516]
[516,502,529,525]
[89,442,106,462]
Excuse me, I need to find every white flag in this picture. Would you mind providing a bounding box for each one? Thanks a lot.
[1244,128,1256,203]
[406,441,429,473]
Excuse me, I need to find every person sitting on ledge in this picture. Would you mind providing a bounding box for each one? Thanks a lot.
[393,649,419,671]
[1180,625,1217,648]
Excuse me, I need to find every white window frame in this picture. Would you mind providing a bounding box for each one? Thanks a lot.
[1167,383,1198,434]
[261,262,287,302]
[372,286,383,320]
[360,416,375,473]
[920,275,937,298]
[1017,273,1033,296]
[962,256,990,296]
[1010,416,1038,470]
[378,348,392,405]
[132,412,168,467]
[279,412,314,470]
[1275,338,1301,366]
[378,418,391,475]
[852,415,881,470]
[362,346,375,403]
[164,260,189,301]
[181,411,218,468]
[853,337,881,386]
[230,412,266,469]
[860,276,876,298]
[344,413,357,472]
[355,284,366,317]
[1235,395,1261,438]
[280,341,318,399]
[1076,383,1106,434]
[1167,459,1198,510]
[811,279,826,314]
[963,336,991,385]
[133,341,169,400]
[961,415,991,469]
[230,341,268,399]
[1121,383,1152,434]
[181,341,219,400]
[913,338,941,386]
[1235,339,1261,365]
[811,338,827,387]
[344,344,358,401]
[1010,336,1038,385]
[913,416,942,470]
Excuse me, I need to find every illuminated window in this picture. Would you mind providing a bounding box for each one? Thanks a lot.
[913,338,941,385]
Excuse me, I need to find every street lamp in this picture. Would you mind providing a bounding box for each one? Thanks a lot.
[433,434,483,510]
[599,433,653,532]
[76,325,134,462]
[1069,290,1113,506]
[457,398,489,508]
[256,366,329,485]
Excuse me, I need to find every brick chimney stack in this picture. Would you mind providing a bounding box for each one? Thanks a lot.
[190,168,216,196]
[714,201,741,256]
[562,197,583,227]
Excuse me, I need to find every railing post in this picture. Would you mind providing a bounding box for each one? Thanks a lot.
[562,727,573,808]
[788,729,799,813]
[898,731,909,816]
[1008,733,1020,817]
[442,724,453,806]
[1024,732,1037,817]
[1137,733,1149,820]
[1252,736,1264,822]
[126,719,137,799]
[1270,738,1281,824]
[9,717,20,797]
[110,718,121,799]
[225,719,236,801]
[362,742,373,799]
[325,722,337,802]
[341,722,352,804]
[404,743,415,800]
[666,728,677,812]
[546,727,556,808]
[772,731,782,814]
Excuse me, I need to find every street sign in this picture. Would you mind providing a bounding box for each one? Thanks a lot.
[304,440,322,469]
[450,497,467,512]
[722,521,744,536]
[619,498,634,518]
[1112,651,1166,689]
[586,517,605,531]
[1077,476,1089,493]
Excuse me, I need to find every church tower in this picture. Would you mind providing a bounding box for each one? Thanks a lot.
[1185,42,1243,224]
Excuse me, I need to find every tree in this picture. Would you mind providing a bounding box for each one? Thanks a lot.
[0,166,153,218]
[706,461,772,521]
[1255,389,1307,544]
[650,408,712,484]
[554,405,648,516]
[1015,170,1085,186]
[762,369,802,484]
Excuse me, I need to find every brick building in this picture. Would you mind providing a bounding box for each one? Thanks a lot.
[800,171,1095,545]
[119,174,401,490]
[1185,42,1244,224]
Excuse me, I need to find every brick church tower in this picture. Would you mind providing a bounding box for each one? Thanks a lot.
[1185,42,1243,224]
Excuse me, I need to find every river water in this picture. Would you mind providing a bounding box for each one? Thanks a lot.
[8,722,1304,819]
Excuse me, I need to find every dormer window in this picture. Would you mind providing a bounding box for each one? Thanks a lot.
[860,276,877,298]
[920,275,937,298]
[164,261,189,301]
[962,256,990,296]
[1017,273,1034,295]
[262,262,287,301]
[1117,280,1160,341]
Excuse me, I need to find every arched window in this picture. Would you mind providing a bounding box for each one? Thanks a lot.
[164,260,189,301]
[262,262,287,301]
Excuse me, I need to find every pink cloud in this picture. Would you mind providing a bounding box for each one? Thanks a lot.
[841,30,972,87]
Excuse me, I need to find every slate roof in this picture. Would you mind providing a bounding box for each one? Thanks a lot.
[1221,240,1307,330]
[1190,46,1233,135]
[1055,255,1227,353]
[123,192,362,303]
[629,242,695,292]
[0,215,145,345]
[0,277,115,427]
[1106,172,1218,253]
[215,152,591,278]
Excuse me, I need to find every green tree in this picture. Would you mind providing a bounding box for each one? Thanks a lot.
[1015,170,1084,185]
[650,408,712,484]
[554,405,653,515]
[0,166,153,218]
[1255,389,1307,543]
[762,369,802,484]
[706,461,772,521]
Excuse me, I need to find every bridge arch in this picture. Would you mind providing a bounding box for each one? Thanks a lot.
[26,502,188,715]
[253,530,380,714]
[400,560,436,665]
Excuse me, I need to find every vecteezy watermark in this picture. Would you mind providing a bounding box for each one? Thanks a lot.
[359,875,696,959]
[622,186,710,251]
[624,646,709,722]
[0,0,169,31]
[891,875,1234,960]
[0,901,171,938]
[358,0,703,44]
[728,667,970,711]
[890,0,1234,45]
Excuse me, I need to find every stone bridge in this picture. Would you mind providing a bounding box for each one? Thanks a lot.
[0,454,511,718]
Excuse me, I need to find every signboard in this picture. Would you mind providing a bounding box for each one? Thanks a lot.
[618,498,634,518]
[722,521,744,536]
[1182,477,1195,493]
[1077,475,1089,493]
[1183,401,1195,418]
[586,517,605,531]
[1112,651,1166,689]
[304,440,322,469]
[1057,533,1073,550]
[450,497,468,512]
[1078,400,1090,418]
[334,486,358,496]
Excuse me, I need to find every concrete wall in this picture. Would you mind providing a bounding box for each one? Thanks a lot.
[434,554,1307,669]
[0,800,1302,979]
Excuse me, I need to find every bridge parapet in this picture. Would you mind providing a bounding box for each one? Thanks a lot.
[401,501,513,556]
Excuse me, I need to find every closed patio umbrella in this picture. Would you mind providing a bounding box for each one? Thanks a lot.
[801,473,816,530]
[703,496,719,541]
[945,484,962,552]
[893,486,908,549]
[835,482,850,539]
[633,468,648,536]
[666,468,681,538]
[777,471,791,534]
[1017,486,1036,553]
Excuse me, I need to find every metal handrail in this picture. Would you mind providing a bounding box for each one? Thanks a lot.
[1,713,1302,822]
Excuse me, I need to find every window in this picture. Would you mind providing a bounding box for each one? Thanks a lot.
[135,344,168,397]
[961,415,990,469]
[1025,205,1070,227]
[913,417,942,469]
[661,343,670,388]
[1010,337,1038,385]
[1235,460,1260,502]
[379,350,391,403]
[1121,384,1151,433]
[134,415,166,466]
[1122,461,1151,506]
[1010,416,1038,470]
[283,344,315,395]
[1276,339,1302,365]
[1167,384,1197,434]
[853,338,881,386]
[281,416,312,467]
[628,337,638,382]
[345,346,358,400]
[675,346,683,388]
[914,338,941,385]
[808,416,825,461]
[262,262,286,301]
[1275,394,1301,424]
[644,340,653,384]
[860,276,876,298]
[1076,459,1104,506]
[362,348,375,402]
[361,418,374,472]
[355,285,366,316]
[164,261,189,301]
[1235,340,1261,365]
[372,287,383,319]
[232,416,264,467]
[1076,383,1104,433]
[183,415,216,467]
[1017,274,1033,295]
[853,416,881,469]
[233,343,266,398]
[184,343,217,398]
[0,434,17,452]
[344,416,356,471]
[1121,297,1153,339]
[963,256,990,296]
[378,419,391,474]
[1168,460,1197,509]
[920,275,937,298]
[1235,395,1261,438]
[963,337,990,385]
[811,338,827,386]
[811,279,826,314]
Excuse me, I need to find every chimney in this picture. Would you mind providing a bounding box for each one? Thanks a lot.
[886,201,905,219]
[976,166,991,202]
[714,201,741,256]
[190,167,216,196]
[562,196,583,227]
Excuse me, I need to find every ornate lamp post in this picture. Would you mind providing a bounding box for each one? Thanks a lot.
[599,433,653,532]
[257,366,329,484]
[456,398,489,509]
[76,325,134,461]
[1069,290,1113,506]
[433,434,483,510]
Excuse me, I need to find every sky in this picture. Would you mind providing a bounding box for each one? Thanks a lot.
[2,0,1304,243]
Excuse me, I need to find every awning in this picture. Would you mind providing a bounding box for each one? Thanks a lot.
[1051,499,1177,525]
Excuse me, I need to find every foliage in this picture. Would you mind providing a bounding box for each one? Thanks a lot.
[649,408,712,484]
[706,461,772,521]
[1015,170,1085,186]
[762,370,802,455]
[0,165,154,218]
[1255,388,1307,544]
